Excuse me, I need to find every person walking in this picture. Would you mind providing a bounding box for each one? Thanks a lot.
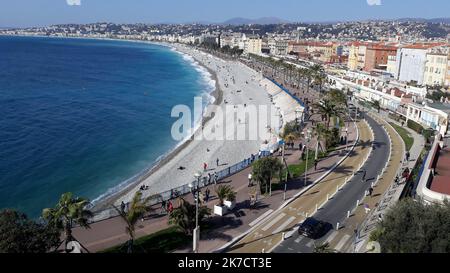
[362,169,367,181]
[216,158,220,166]
[167,200,173,214]
[161,200,167,215]
[203,162,208,171]
[405,151,410,162]
[368,187,374,197]
[364,203,371,214]
[205,188,210,203]
[248,173,253,187]
[120,201,126,213]
[214,172,218,184]
[314,159,318,171]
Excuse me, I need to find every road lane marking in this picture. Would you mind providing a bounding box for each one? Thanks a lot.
[261,213,286,232]
[306,240,314,248]
[249,209,274,227]
[335,234,351,251]
[294,237,304,244]
[324,231,338,244]
[272,216,296,234]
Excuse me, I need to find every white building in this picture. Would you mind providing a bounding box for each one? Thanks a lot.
[395,43,447,86]
[386,55,397,76]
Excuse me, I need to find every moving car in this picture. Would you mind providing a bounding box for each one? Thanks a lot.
[298,217,333,239]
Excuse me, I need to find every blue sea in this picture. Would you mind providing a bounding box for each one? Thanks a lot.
[0,36,214,218]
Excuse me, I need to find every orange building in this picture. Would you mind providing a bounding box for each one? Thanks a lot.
[363,43,398,72]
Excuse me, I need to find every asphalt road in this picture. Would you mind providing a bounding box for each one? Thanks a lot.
[274,111,390,253]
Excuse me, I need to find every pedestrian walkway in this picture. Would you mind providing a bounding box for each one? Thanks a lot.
[328,106,425,253]
[225,119,371,253]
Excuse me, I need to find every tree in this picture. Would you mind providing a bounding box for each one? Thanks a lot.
[0,209,60,253]
[313,242,339,253]
[114,191,152,253]
[372,100,381,113]
[314,98,346,129]
[328,89,348,107]
[371,198,450,253]
[215,185,236,206]
[42,192,93,252]
[169,198,211,236]
[252,157,284,195]
[313,123,329,159]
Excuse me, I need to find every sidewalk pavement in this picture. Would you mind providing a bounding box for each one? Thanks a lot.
[71,63,352,253]
[225,119,370,253]
[326,106,425,253]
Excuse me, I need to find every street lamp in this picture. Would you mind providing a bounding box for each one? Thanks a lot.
[304,129,312,186]
[192,171,202,253]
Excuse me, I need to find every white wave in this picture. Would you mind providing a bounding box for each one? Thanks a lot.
[91,46,217,207]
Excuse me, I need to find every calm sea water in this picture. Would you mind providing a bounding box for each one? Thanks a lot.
[0,36,213,218]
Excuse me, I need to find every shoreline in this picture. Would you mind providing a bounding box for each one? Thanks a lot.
[92,46,224,210]
[2,34,300,214]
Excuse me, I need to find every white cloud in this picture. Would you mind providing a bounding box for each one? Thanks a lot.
[367,0,382,6]
[66,0,81,6]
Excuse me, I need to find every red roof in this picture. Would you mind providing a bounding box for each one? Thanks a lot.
[403,42,448,50]
[430,147,450,195]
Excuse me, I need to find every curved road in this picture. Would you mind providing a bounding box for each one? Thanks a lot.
[274,111,390,253]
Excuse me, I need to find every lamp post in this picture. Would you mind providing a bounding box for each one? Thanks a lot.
[304,129,312,186]
[191,171,202,253]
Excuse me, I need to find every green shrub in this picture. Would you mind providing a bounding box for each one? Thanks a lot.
[407,119,424,134]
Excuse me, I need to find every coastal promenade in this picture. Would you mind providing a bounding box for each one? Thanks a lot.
[72,69,358,253]
[226,118,371,253]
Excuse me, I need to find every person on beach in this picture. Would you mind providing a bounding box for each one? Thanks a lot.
[120,201,126,213]
[216,158,220,166]
[203,162,208,171]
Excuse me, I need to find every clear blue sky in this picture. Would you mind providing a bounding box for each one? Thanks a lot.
[1,0,448,27]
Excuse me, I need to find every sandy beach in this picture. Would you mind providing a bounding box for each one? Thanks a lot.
[101,43,305,207]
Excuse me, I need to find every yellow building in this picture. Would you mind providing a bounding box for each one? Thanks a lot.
[244,35,262,55]
[424,46,449,86]
[347,43,359,70]
[347,42,368,71]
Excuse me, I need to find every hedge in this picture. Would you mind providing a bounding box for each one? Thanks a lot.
[407,119,424,134]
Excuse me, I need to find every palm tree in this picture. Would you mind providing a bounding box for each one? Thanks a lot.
[313,123,329,159]
[113,191,152,253]
[169,198,211,236]
[372,100,381,113]
[313,242,339,253]
[314,98,346,129]
[42,192,93,252]
[252,157,284,195]
[215,185,236,206]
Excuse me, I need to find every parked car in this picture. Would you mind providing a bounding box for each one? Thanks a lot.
[298,217,333,239]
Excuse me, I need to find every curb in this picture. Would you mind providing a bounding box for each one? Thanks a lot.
[215,115,363,253]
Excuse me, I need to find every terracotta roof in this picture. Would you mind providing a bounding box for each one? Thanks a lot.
[403,42,448,50]
[430,147,450,195]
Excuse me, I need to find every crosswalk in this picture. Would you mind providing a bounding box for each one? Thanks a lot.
[335,234,351,252]
[261,213,286,232]
[272,216,296,235]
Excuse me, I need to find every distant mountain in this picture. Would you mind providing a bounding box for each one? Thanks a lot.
[221,17,289,25]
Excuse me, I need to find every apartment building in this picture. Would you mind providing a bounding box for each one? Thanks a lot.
[424,46,449,86]
[363,44,398,72]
